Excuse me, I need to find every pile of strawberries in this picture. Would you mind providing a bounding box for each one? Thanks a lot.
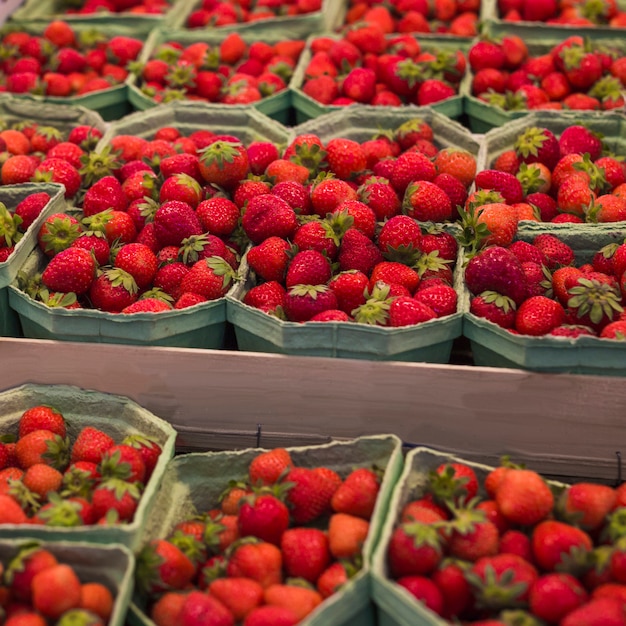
[464,231,626,338]
[18,124,254,313]
[499,0,626,26]
[185,0,323,28]
[464,124,626,236]
[386,457,626,624]
[238,119,480,325]
[0,191,54,263]
[468,35,626,111]
[299,29,467,107]
[0,20,143,99]
[137,445,383,626]
[0,404,164,526]
[65,0,172,14]
[1,543,115,625]
[343,0,479,36]
[133,33,305,106]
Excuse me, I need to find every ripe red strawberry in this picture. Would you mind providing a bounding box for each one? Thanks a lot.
[179,257,237,300]
[369,261,420,293]
[246,237,291,283]
[331,467,380,519]
[248,448,292,486]
[41,247,96,295]
[560,482,616,531]
[470,291,517,328]
[32,563,82,619]
[280,527,331,584]
[137,539,196,596]
[33,158,81,198]
[238,493,290,546]
[208,577,263,622]
[403,180,454,222]
[515,295,565,335]
[71,426,115,465]
[242,194,299,244]
[514,126,560,171]
[465,246,528,305]
[283,284,338,322]
[153,200,203,248]
[226,541,283,589]
[391,151,437,195]
[387,521,444,578]
[114,242,158,290]
[310,179,358,218]
[328,270,369,315]
[285,466,336,524]
[475,169,524,204]
[292,220,339,260]
[532,519,593,572]
[196,197,240,237]
[325,138,368,181]
[121,434,162,479]
[495,468,554,526]
[14,191,51,230]
[18,405,66,439]
[388,297,437,327]
[285,249,332,289]
[199,140,249,189]
[89,268,138,313]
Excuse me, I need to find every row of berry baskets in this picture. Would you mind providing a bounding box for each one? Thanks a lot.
[0,8,625,126]
[2,381,626,626]
[3,96,626,375]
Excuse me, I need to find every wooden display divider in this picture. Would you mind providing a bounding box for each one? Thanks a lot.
[0,337,622,483]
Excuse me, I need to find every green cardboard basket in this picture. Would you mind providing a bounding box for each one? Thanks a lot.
[0,182,66,338]
[169,0,347,38]
[0,21,147,120]
[227,241,464,362]
[126,27,298,124]
[10,0,187,35]
[481,0,626,38]
[371,447,519,626]
[0,539,135,626]
[101,99,291,148]
[0,383,177,550]
[463,37,626,133]
[290,34,467,125]
[128,434,404,626]
[480,109,626,177]
[461,222,626,376]
[8,245,239,348]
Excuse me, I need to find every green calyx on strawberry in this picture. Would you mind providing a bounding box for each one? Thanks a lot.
[395,58,426,90]
[154,44,182,64]
[205,256,238,290]
[36,492,84,527]
[458,205,492,255]
[514,127,557,163]
[161,88,188,104]
[498,609,544,626]
[79,145,121,188]
[8,478,41,515]
[0,202,23,248]
[567,277,623,326]
[167,529,206,566]
[61,465,96,499]
[515,163,546,195]
[427,465,473,507]
[572,153,608,193]
[465,563,529,611]
[81,209,115,235]
[478,291,515,314]
[138,288,175,305]
[444,497,489,535]
[352,292,391,325]
[98,448,137,483]
[589,75,624,102]
[179,234,214,265]
[326,210,355,244]
[135,198,160,224]
[603,507,626,543]
[289,142,327,175]
[203,516,228,554]
[100,267,139,297]
[39,216,82,256]
[200,140,243,170]
[165,62,197,89]
[414,250,453,278]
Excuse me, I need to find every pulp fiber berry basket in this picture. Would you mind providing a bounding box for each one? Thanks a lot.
[371,446,553,626]
[126,28,300,124]
[0,182,66,338]
[0,21,147,120]
[169,0,347,38]
[480,109,626,177]
[290,34,468,124]
[292,105,482,154]
[100,99,291,148]
[10,0,186,35]
[128,434,404,626]
[480,0,626,39]
[0,383,177,550]
[0,539,135,626]
[462,222,626,376]
[227,241,464,362]
[463,37,626,133]
[8,245,240,348]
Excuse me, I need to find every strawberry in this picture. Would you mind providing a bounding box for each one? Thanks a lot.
[358,177,401,220]
[179,257,236,300]
[91,478,141,522]
[285,249,332,289]
[465,246,528,306]
[246,238,291,284]
[470,291,517,328]
[369,261,420,293]
[153,200,203,248]
[403,180,454,221]
[331,467,380,519]
[561,597,626,626]
[71,426,115,465]
[89,268,138,313]
[515,295,566,335]
[243,605,299,625]
[0,493,28,523]
[248,448,293,486]
[292,220,339,260]
[137,539,195,594]
[33,158,81,198]
[283,284,338,322]
[325,138,368,180]
[14,192,51,230]
[208,578,263,622]
[328,270,369,315]
[530,573,588,624]
[310,179,358,217]
[560,482,616,530]
[391,151,437,195]
[495,468,554,526]
[532,520,593,572]
[5,545,58,602]
[238,493,290,546]
[22,463,63,498]
[475,169,524,204]
[2,155,38,185]
[196,198,240,237]
[388,297,437,326]
[226,541,283,589]
[284,466,335,524]
[280,527,331,583]
[32,563,82,619]
[79,581,114,622]
[18,405,66,439]
[567,276,623,332]
[396,576,444,616]
[15,429,69,470]
[263,584,322,622]
[241,194,298,244]
[199,140,249,189]
[514,126,560,171]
